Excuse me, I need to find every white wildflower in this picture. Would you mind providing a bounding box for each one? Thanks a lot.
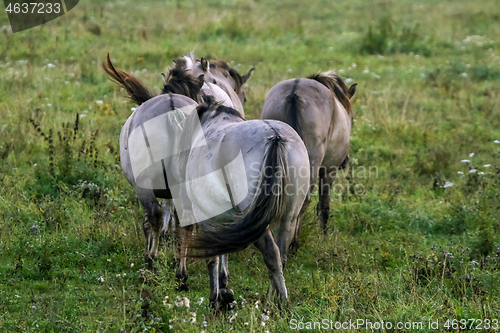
[345,78,353,84]
[469,169,477,173]
[98,276,104,282]
[484,164,491,167]
[229,313,238,323]
[196,297,204,305]
[461,73,468,77]
[96,100,103,105]
[175,296,190,308]
[461,160,471,163]
[442,182,453,188]
[469,153,474,157]
[457,171,464,175]
[262,314,269,321]
[494,140,500,143]
[47,63,56,68]
[478,172,485,175]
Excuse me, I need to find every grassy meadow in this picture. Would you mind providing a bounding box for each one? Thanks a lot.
[1,0,500,331]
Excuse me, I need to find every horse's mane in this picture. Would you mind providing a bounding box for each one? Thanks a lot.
[102,54,154,106]
[196,95,244,122]
[161,62,203,101]
[308,71,352,117]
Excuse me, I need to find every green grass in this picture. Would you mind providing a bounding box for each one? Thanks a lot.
[1,0,500,331]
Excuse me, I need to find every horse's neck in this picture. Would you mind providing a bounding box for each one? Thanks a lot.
[202,82,244,119]
[221,83,244,117]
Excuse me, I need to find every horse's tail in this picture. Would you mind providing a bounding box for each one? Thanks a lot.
[283,90,304,139]
[102,53,155,106]
[184,130,290,258]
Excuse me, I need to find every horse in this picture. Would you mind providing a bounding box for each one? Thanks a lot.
[175,53,254,117]
[102,54,254,294]
[209,59,254,105]
[178,97,310,308]
[103,54,204,271]
[260,71,357,250]
[166,53,253,292]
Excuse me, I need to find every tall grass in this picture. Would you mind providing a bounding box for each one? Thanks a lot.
[1,0,500,331]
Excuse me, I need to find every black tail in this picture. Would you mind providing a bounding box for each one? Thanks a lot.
[283,92,304,139]
[102,53,155,106]
[184,133,290,258]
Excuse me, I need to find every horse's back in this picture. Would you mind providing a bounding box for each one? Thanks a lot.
[222,119,309,211]
[120,93,198,197]
[261,79,335,172]
[261,78,334,137]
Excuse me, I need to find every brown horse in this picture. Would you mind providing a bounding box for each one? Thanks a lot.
[261,71,356,250]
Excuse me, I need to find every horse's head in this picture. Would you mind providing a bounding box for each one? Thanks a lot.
[209,60,254,105]
[173,53,252,116]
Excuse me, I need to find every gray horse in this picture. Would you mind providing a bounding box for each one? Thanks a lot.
[261,71,356,250]
[165,54,256,293]
[103,55,204,269]
[104,56,310,307]
[179,98,310,307]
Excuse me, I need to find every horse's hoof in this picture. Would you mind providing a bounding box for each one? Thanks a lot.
[209,300,221,312]
[220,289,235,306]
[175,274,189,292]
[144,255,154,270]
[176,282,190,292]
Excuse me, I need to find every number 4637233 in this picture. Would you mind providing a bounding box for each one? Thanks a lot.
[444,319,498,330]
[5,2,61,14]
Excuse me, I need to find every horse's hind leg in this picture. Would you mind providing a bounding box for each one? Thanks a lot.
[160,199,176,241]
[207,256,220,310]
[138,192,163,270]
[318,167,336,236]
[176,224,192,291]
[289,195,310,254]
[219,254,229,289]
[254,229,287,304]
[218,254,234,307]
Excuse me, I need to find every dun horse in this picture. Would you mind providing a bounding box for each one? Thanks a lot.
[103,54,251,291]
[180,98,310,307]
[104,55,308,307]
[261,71,356,249]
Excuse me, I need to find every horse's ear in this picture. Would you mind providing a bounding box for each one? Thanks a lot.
[196,74,205,89]
[200,58,209,72]
[347,83,357,99]
[241,68,255,84]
